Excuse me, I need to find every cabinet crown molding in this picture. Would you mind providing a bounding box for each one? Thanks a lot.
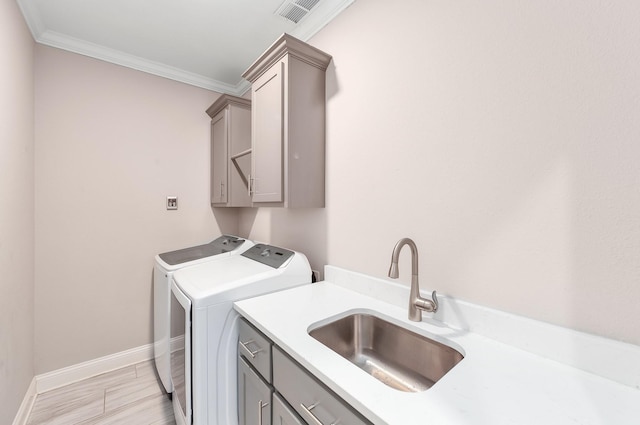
[206,94,251,119]
[242,33,332,83]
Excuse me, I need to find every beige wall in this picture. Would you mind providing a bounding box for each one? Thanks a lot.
[240,0,640,345]
[0,0,35,421]
[16,0,640,382]
[34,46,238,373]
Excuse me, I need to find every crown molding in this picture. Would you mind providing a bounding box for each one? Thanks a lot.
[16,0,246,95]
[16,0,354,96]
[37,30,249,95]
[16,0,45,37]
[206,94,251,118]
[242,33,332,82]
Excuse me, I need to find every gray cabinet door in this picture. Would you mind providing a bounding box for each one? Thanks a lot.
[273,393,306,425]
[238,356,272,425]
[251,60,284,203]
[210,108,228,204]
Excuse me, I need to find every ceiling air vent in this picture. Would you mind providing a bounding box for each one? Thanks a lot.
[275,0,321,24]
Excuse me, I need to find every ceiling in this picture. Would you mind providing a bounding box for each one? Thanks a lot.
[17,0,354,95]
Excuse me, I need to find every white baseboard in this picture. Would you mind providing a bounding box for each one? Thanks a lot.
[13,343,156,424]
[12,377,37,425]
[170,335,185,353]
[35,343,154,394]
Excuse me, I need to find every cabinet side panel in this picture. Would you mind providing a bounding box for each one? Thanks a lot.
[287,56,326,208]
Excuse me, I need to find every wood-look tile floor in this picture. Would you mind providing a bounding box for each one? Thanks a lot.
[26,361,176,425]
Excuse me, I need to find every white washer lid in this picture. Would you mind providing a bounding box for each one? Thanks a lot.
[172,250,311,307]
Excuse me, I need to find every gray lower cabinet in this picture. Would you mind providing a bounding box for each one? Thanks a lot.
[238,356,272,425]
[238,318,372,425]
[273,347,371,425]
[238,316,272,381]
[272,393,305,425]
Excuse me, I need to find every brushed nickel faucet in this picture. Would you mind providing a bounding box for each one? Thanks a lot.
[388,238,438,321]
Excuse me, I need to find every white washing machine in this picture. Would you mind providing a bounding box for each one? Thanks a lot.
[153,235,253,395]
[170,243,311,425]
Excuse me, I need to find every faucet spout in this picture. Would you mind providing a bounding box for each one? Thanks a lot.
[388,238,438,321]
[388,261,399,279]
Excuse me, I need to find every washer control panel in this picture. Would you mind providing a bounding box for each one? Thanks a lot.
[159,235,245,265]
[242,244,295,268]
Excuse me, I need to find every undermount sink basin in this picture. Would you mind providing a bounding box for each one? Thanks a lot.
[308,313,464,392]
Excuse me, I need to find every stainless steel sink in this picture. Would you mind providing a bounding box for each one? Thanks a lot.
[308,313,464,392]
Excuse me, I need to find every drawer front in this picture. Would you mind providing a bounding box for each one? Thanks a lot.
[272,393,305,425]
[239,318,272,382]
[273,347,371,425]
[238,356,272,425]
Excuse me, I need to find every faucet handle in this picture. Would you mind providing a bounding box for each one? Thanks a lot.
[431,290,438,312]
[414,290,438,313]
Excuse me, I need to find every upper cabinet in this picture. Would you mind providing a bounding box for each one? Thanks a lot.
[242,34,332,208]
[206,94,252,207]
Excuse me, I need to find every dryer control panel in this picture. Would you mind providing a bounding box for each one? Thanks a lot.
[242,244,295,268]
[159,235,245,265]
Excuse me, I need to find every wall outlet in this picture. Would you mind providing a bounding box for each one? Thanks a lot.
[311,269,320,282]
[167,196,178,210]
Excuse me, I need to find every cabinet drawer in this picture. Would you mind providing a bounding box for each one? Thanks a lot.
[239,318,272,382]
[238,356,272,425]
[273,347,371,425]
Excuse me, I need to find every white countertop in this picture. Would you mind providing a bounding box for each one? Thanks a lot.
[234,267,640,425]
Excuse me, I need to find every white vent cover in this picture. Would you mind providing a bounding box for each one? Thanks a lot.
[275,0,321,24]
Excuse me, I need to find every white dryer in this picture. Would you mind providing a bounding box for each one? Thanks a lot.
[153,235,253,395]
[170,243,311,425]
